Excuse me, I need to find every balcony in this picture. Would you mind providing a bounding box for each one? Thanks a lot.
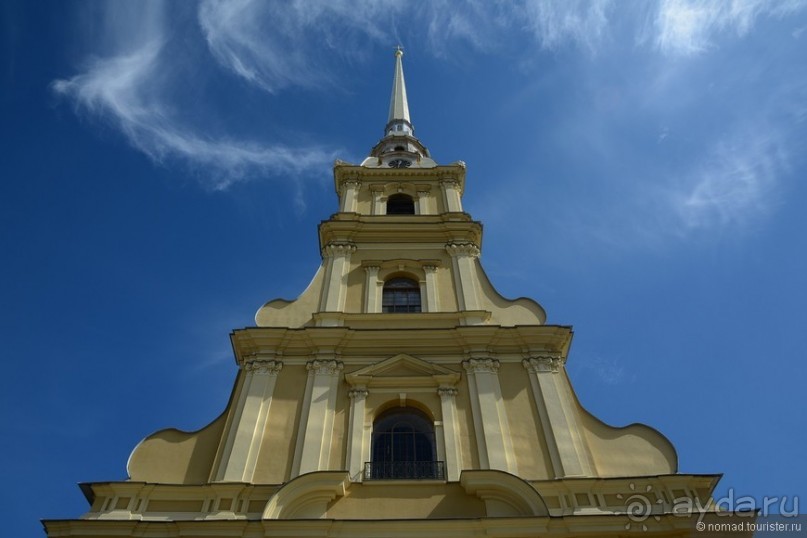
[364,461,445,480]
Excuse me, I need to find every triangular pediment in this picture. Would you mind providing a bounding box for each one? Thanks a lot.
[346,354,460,388]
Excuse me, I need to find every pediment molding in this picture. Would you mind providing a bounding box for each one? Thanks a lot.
[345,353,460,389]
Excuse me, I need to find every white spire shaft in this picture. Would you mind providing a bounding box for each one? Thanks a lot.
[386,48,411,134]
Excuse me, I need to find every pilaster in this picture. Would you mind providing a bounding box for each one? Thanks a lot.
[440,178,463,212]
[214,358,283,482]
[438,386,463,481]
[446,242,481,312]
[416,189,431,214]
[462,358,517,474]
[523,357,595,477]
[423,265,440,312]
[293,359,345,476]
[319,242,356,322]
[345,387,369,481]
[363,265,381,313]
[338,179,360,213]
[370,185,384,215]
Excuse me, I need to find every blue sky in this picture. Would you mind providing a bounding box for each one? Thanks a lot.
[2,1,806,535]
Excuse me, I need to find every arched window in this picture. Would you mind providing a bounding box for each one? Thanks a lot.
[386,194,415,215]
[368,407,442,479]
[382,278,421,313]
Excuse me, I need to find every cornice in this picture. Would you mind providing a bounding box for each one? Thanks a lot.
[64,473,722,529]
[230,325,573,364]
[360,258,442,270]
[318,218,482,251]
[44,511,726,536]
[311,310,491,329]
[367,181,433,193]
[327,213,476,224]
[333,162,466,194]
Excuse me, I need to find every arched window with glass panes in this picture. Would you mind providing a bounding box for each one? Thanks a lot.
[366,407,443,480]
[382,277,421,313]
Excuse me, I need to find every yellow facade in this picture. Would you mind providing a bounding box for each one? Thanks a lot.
[44,50,752,538]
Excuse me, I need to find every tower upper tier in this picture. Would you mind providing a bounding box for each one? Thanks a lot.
[255,49,547,329]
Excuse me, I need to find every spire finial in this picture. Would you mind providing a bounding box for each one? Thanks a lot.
[394,45,404,57]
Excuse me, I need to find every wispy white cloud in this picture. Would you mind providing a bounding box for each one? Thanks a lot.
[197,0,618,86]
[551,123,793,249]
[572,354,627,385]
[565,121,793,250]
[652,0,807,55]
[52,3,335,190]
[53,0,627,191]
[521,0,613,52]
[672,128,786,232]
[192,345,234,371]
[198,0,396,92]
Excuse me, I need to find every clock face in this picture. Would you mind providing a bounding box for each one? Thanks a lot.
[388,159,412,168]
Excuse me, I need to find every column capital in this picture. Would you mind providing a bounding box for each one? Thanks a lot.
[348,387,369,401]
[364,265,380,275]
[323,242,356,257]
[446,242,480,258]
[422,264,438,273]
[338,178,361,190]
[438,386,458,399]
[522,356,564,374]
[439,177,460,188]
[463,358,500,374]
[244,359,283,375]
[307,359,344,375]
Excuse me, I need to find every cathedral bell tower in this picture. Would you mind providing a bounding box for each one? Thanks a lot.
[44,50,751,538]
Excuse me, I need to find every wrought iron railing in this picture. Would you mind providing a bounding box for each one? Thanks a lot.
[364,461,445,480]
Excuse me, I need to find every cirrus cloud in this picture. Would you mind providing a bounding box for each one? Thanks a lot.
[52,2,336,190]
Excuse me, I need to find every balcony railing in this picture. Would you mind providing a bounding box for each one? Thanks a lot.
[364,461,445,480]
